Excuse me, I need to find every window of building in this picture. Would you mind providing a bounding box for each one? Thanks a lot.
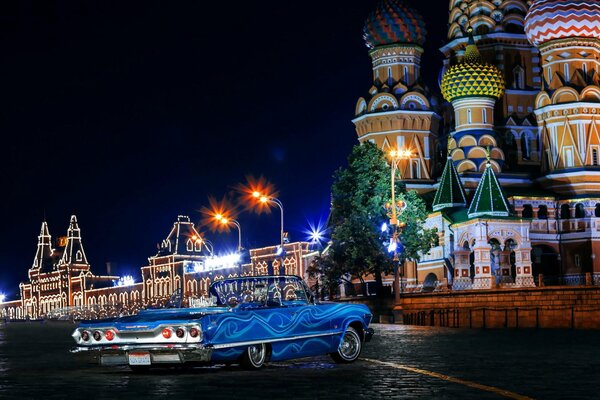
[521,134,530,160]
[396,136,405,149]
[547,67,552,83]
[564,63,570,82]
[575,203,585,218]
[482,109,487,124]
[560,204,571,219]
[411,160,420,179]
[593,148,598,166]
[513,66,525,89]
[186,239,193,252]
[564,148,574,167]
[388,67,392,84]
[522,204,533,218]
[404,66,409,82]
[583,63,588,77]
[575,254,581,269]
[595,204,600,217]
[538,205,548,219]
[76,250,83,262]
[467,109,472,124]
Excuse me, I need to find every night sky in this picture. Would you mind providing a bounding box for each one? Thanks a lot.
[0,0,447,297]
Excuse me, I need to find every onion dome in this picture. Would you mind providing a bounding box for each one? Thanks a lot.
[525,0,600,47]
[441,32,505,103]
[363,0,427,49]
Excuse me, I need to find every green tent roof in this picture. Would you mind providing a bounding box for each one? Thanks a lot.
[467,161,511,218]
[432,157,467,212]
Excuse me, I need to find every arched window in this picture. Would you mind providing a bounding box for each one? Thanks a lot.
[521,134,530,160]
[482,109,487,124]
[595,204,600,218]
[592,148,598,166]
[538,205,548,219]
[522,204,533,218]
[467,109,472,124]
[575,203,585,218]
[513,66,525,89]
[564,63,570,82]
[560,204,571,219]
[404,66,409,82]
[388,67,392,85]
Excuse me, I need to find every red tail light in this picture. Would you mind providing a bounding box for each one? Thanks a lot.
[189,327,199,338]
[93,331,102,341]
[162,328,172,339]
[81,331,90,341]
[176,328,185,338]
[105,330,115,341]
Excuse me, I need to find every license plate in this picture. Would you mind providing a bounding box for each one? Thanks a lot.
[128,352,151,366]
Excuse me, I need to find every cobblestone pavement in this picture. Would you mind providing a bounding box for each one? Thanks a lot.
[1,322,599,399]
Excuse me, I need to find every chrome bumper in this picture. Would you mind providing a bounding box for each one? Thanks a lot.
[71,344,213,366]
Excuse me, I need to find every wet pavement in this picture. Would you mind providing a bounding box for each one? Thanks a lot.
[0,321,598,399]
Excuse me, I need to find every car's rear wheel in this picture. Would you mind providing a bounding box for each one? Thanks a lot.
[241,343,267,369]
[330,326,362,363]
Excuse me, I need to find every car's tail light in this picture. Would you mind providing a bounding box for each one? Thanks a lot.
[176,327,185,338]
[93,331,102,341]
[162,328,172,339]
[189,327,199,338]
[105,330,115,341]
[81,330,90,341]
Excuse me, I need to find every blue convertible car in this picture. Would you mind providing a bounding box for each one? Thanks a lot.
[71,275,374,369]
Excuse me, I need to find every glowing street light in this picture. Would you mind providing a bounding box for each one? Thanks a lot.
[0,293,5,303]
[252,191,285,249]
[214,213,243,252]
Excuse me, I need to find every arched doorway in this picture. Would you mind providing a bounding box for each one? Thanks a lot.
[531,245,560,285]
[505,239,517,280]
[422,273,438,292]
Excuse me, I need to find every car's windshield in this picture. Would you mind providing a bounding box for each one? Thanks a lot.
[209,276,310,308]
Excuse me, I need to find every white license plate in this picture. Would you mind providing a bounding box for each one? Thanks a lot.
[128,352,151,366]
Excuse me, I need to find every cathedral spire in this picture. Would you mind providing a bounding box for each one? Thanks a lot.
[432,156,468,212]
[467,160,511,218]
[32,221,53,270]
[59,215,89,267]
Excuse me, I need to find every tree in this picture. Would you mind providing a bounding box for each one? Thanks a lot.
[311,142,438,297]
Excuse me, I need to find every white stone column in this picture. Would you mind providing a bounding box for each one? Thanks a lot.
[472,241,494,289]
[452,249,472,290]
[515,244,535,287]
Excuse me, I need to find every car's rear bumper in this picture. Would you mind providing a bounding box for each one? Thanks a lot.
[71,344,213,366]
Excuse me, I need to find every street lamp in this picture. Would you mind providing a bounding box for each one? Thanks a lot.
[252,191,285,249]
[0,293,5,303]
[215,213,243,253]
[388,148,411,304]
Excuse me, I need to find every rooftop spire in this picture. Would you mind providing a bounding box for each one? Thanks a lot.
[432,154,468,212]
[467,162,511,218]
[59,215,90,267]
[31,221,53,271]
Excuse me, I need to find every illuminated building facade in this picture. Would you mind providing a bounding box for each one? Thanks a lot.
[1,215,315,319]
[356,0,600,292]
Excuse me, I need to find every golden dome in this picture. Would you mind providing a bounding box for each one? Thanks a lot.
[441,34,505,103]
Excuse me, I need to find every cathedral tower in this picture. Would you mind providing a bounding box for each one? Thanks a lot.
[525,0,600,194]
[353,0,440,188]
[441,31,506,176]
[442,0,540,172]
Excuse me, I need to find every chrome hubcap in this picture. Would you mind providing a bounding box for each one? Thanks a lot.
[339,331,360,360]
[248,344,265,365]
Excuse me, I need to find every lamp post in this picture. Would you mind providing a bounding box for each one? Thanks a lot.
[388,148,411,304]
[215,214,242,253]
[252,191,285,249]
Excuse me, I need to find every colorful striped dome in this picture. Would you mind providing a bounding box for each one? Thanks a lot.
[441,36,505,103]
[363,0,427,49]
[525,0,600,46]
